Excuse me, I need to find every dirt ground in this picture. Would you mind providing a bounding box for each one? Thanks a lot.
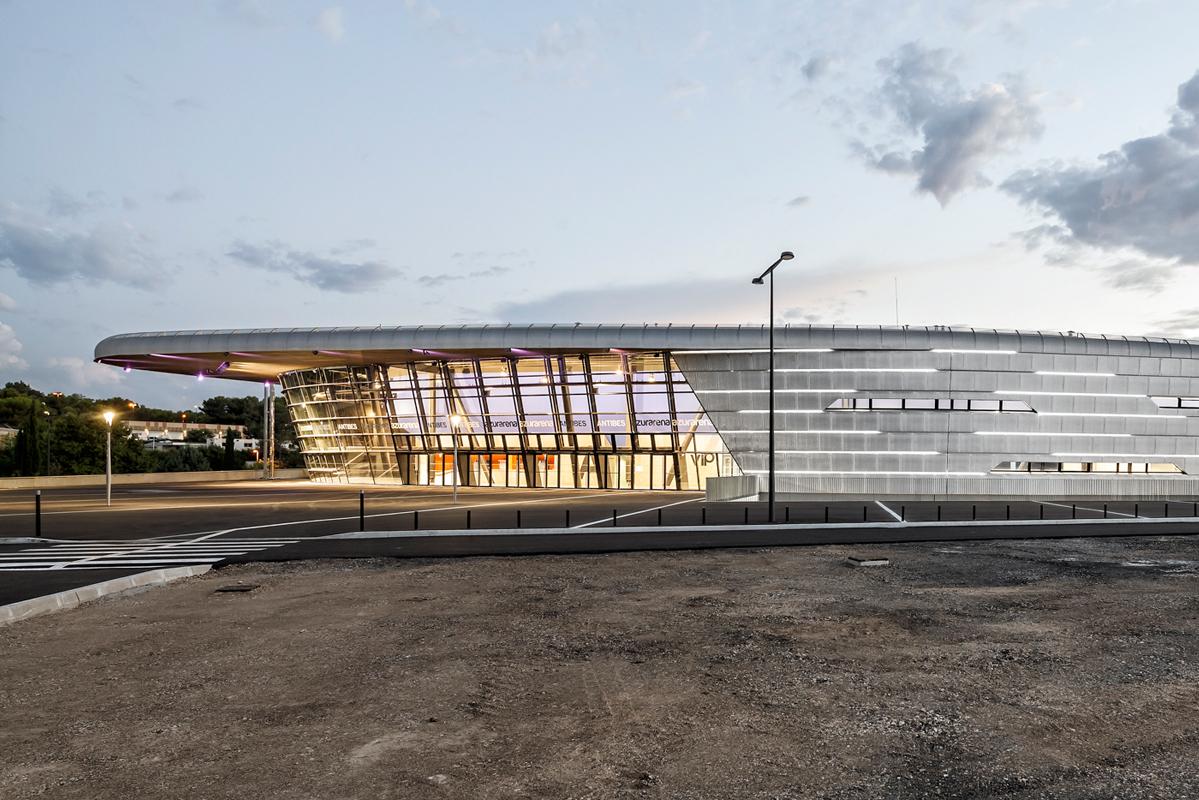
[3,536,1199,799]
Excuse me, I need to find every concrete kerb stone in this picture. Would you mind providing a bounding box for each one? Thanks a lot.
[0,565,212,626]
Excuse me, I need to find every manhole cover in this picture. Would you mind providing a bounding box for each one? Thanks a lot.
[847,556,890,568]
[214,583,260,593]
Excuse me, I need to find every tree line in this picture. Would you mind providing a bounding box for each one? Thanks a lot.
[0,382,301,477]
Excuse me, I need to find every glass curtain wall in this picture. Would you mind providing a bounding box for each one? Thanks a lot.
[280,352,739,490]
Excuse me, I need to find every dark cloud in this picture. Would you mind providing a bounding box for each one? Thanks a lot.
[0,204,167,288]
[786,195,811,208]
[172,97,204,111]
[1154,308,1199,339]
[801,55,830,82]
[1003,70,1199,265]
[165,186,203,203]
[227,240,400,292]
[855,42,1042,205]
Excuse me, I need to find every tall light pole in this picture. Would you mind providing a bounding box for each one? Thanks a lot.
[752,250,795,523]
[102,410,115,507]
[449,413,462,503]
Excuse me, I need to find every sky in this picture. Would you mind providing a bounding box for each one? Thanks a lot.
[2,0,1199,409]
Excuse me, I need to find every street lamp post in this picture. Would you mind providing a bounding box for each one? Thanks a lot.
[449,414,462,503]
[751,251,795,523]
[102,410,115,507]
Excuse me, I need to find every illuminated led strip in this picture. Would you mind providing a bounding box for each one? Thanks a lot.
[930,349,1018,355]
[745,469,986,476]
[679,348,834,354]
[774,450,939,455]
[1052,452,1196,459]
[994,390,1146,398]
[974,431,1132,438]
[776,368,938,373]
[737,409,822,414]
[1037,412,1185,419]
[1034,371,1116,377]
[700,389,856,394]
[727,429,881,435]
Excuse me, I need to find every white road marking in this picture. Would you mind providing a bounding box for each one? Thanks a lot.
[571,496,704,529]
[1037,500,1139,519]
[874,500,904,522]
[0,535,301,572]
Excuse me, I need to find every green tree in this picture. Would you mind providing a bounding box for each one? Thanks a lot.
[223,428,237,469]
[13,401,43,476]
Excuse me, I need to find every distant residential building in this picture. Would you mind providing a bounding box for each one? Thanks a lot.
[0,425,18,442]
[127,420,257,451]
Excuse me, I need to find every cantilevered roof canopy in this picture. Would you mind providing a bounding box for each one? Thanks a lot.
[94,323,1199,383]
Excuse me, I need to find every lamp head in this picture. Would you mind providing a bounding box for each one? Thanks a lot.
[780,251,795,260]
[102,410,115,426]
[450,414,463,428]
[751,277,765,285]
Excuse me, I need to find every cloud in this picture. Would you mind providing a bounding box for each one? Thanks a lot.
[165,186,203,204]
[667,79,706,102]
[0,203,167,288]
[48,356,123,388]
[0,322,27,369]
[1153,308,1199,339]
[801,55,831,82]
[172,97,204,111]
[418,265,510,288]
[227,240,400,292]
[0,291,14,311]
[316,6,345,42]
[1003,70,1199,267]
[47,188,105,218]
[526,20,590,63]
[786,195,811,208]
[855,42,1043,205]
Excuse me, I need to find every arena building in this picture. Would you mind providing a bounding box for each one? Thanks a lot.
[95,324,1199,499]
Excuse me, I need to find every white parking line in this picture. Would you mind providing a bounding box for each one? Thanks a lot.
[1038,500,1139,519]
[874,500,904,522]
[572,496,704,529]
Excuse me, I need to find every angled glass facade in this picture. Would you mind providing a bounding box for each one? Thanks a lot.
[279,351,739,490]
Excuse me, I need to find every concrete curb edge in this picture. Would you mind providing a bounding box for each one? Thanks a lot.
[0,565,212,627]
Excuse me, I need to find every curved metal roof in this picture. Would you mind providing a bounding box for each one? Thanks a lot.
[94,324,1199,382]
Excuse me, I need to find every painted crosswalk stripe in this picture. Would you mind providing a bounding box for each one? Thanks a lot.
[0,536,301,571]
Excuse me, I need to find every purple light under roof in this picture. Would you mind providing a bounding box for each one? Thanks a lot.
[509,347,544,356]
[123,366,132,373]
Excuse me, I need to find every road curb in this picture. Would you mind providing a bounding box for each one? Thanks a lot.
[0,565,212,627]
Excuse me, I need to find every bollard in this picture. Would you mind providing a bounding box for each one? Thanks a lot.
[1134,502,1139,518]
[1005,504,1010,521]
[1103,503,1108,519]
[744,506,749,524]
[1072,503,1076,519]
[702,507,707,525]
[1039,504,1044,520]
[657,508,662,526]
[824,506,829,524]
[517,509,522,528]
[359,489,365,532]
[467,509,472,529]
[784,506,790,523]
[414,510,420,530]
[565,508,570,527]
[35,490,42,538]
[901,505,905,522]
[937,505,942,522]
[971,504,976,521]
[1165,502,1170,518]
[612,508,617,527]
[1193,502,1197,517]
[863,505,868,522]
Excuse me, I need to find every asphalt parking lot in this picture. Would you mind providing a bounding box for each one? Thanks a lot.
[4,479,1199,608]
[5,479,1199,542]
